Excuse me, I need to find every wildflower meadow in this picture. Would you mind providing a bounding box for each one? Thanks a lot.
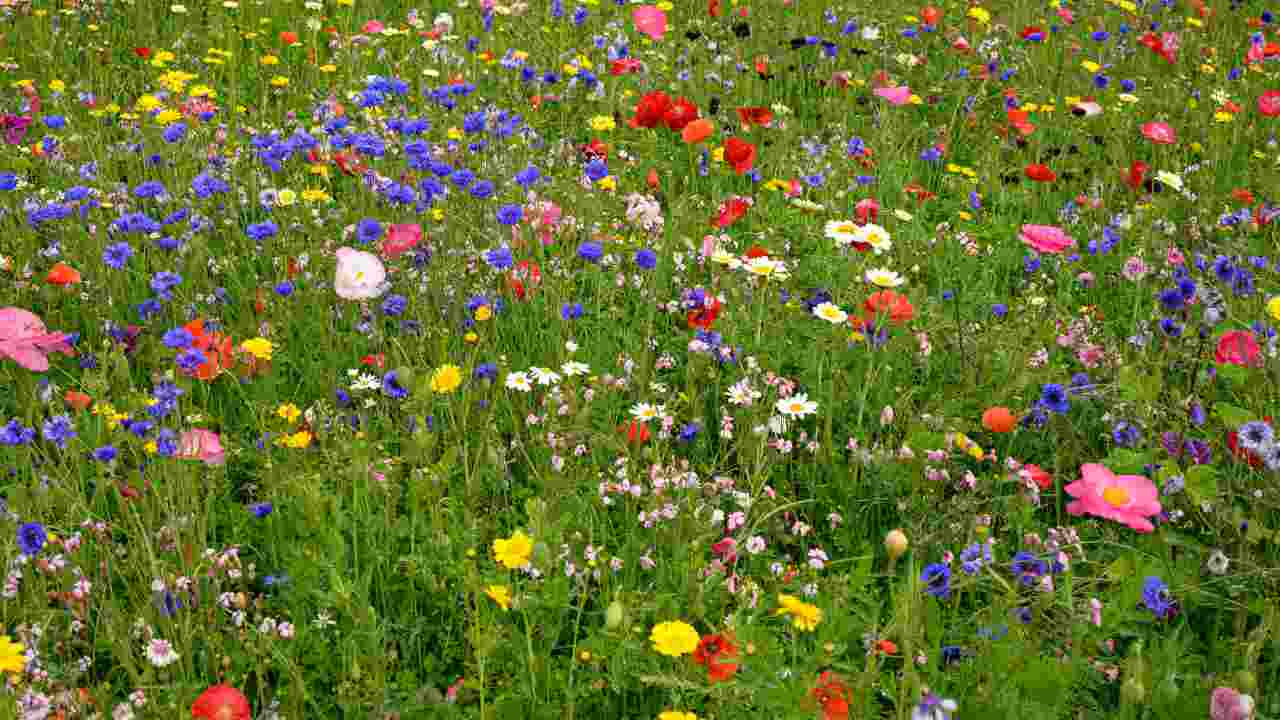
[1,0,1279,717]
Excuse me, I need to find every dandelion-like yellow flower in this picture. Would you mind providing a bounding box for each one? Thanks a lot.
[0,636,25,674]
[474,305,493,322]
[589,115,616,132]
[278,430,313,449]
[240,338,274,361]
[649,621,700,657]
[276,403,302,424]
[260,54,280,66]
[430,365,463,394]
[658,713,698,720]
[493,531,533,569]
[484,585,512,611]
[775,594,822,632]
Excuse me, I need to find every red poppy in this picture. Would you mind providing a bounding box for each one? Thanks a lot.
[754,56,770,76]
[1258,90,1280,117]
[46,262,82,286]
[902,182,937,204]
[709,0,721,16]
[64,390,92,411]
[1024,163,1056,183]
[629,91,673,129]
[1216,330,1261,368]
[663,97,700,131]
[745,244,770,259]
[361,353,386,369]
[579,139,609,161]
[682,118,714,144]
[333,150,368,176]
[507,260,542,300]
[811,672,851,720]
[1020,26,1046,41]
[687,297,722,330]
[1232,188,1256,205]
[182,319,233,381]
[982,407,1016,433]
[921,5,941,25]
[1124,160,1149,191]
[191,685,251,720]
[622,420,650,445]
[714,196,752,228]
[723,138,756,174]
[1140,121,1176,145]
[646,168,661,190]
[609,58,642,76]
[875,639,899,655]
[1023,463,1052,490]
[692,633,739,682]
[1007,109,1035,136]
[736,106,774,128]
[280,31,299,45]
[134,47,152,59]
[855,198,879,225]
[863,290,914,325]
[1138,32,1176,64]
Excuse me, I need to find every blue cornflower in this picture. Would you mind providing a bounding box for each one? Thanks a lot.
[162,327,195,350]
[357,218,383,244]
[634,248,657,270]
[1040,384,1070,414]
[469,180,495,199]
[561,302,584,320]
[921,563,952,599]
[484,245,514,271]
[584,159,609,182]
[991,303,1009,318]
[16,522,46,556]
[577,241,604,263]
[42,414,76,449]
[274,281,294,297]
[134,181,166,198]
[246,221,278,241]
[496,204,523,225]
[474,362,498,381]
[1141,576,1176,620]
[677,422,701,443]
[1011,552,1047,586]
[1,420,36,446]
[1237,420,1274,453]
[176,348,208,372]
[102,241,133,269]
[382,294,408,317]
[382,370,409,399]
[93,445,118,463]
[150,271,183,299]
[515,165,541,187]
[249,502,274,518]
[449,168,476,189]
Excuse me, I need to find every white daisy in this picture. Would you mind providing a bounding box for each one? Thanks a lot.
[560,361,590,377]
[823,220,859,245]
[742,256,789,280]
[528,367,561,386]
[775,393,818,418]
[505,371,533,392]
[854,223,893,254]
[865,268,905,288]
[812,302,848,324]
[629,402,665,423]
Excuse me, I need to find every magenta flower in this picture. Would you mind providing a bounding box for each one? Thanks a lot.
[178,429,225,466]
[632,6,667,40]
[0,307,74,372]
[1065,463,1162,533]
[1020,224,1076,254]
[873,86,912,106]
[1209,687,1254,720]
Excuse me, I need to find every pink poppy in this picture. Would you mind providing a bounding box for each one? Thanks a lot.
[1216,330,1261,367]
[1258,90,1280,117]
[873,86,912,106]
[0,307,74,372]
[1065,463,1162,533]
[382,223,422,259]
[362,19,386,34]
[1020,224,1076,254]
[1210,687,1255,720]
[178,429,226,466]
[632,6,668,40]
[1141,121,1176,144]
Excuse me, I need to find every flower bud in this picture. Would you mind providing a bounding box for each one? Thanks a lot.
[884,529,909,561]
[880,405,894,426]
[605,599,625,631]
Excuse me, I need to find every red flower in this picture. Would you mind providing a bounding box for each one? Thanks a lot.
[46,262,82,286]
[1216,330,1261,368]
[1024,163,1056,183]
[687,297,722,330]
[1007,109,1035,136]
[714,196,752,228]
[1232,188,1256,205]
[646,168,661,190]
[629,91,673,129]
[334,150,368,176]
[745,244,769,259]
[182,319,233,381]
[692,633,739,683]
[663,97,700,131]
[280,31,299,45]
[64,390,92,411]
[902,181,937,204]
[1124,160,1149,191]
[1258,90,1280,117]
[811,672,850,720]
[723,138,757,174]
[610,58,643,76]
[921,5,941,25]
[855,198,879,225]
[191,685,251,720]
[1141,121,1177,145]
[1023,463,1053,490]
[361,353,386,369]
[507,260,542,300]
[709,0,721,16]
[863,290,914,325]
[875,639,898,655]
[1138,32,1176,63]
[1020,26,1046,41]
[736,106,774,128]
[134,47,152,59]
[622,420,650,445]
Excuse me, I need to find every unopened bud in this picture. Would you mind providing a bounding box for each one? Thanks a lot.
[880,405,895,427]
[605,600,625,631]
[885,529,909,561]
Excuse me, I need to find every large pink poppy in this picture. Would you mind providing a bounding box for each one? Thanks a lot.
[0,307,73,372]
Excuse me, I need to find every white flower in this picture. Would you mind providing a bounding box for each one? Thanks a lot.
[854,223,893,253]
[561,361,590,377]
[1206,549,1229,575]
[1155,170,1184,192]
[145,638,180,668]
[505,372,532,392]
[742,256,789,280]
[775,393,818,418]
[529,367,561,386]
[334,247,388,300]
[824,220,860,245]
[861,25,881,41]
[630,402,664,422]
[865,268,905,288]
[812,302,848,324]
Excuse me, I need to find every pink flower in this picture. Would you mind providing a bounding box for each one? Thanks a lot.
[1166,246,1185,265]
[1257,90,1280,117]
[0,307,74,372]
[1020,224,1076,254]
[178,429,225,466]
[1215,330,1261,368]
[362,19,386,34]
[632,6,668,40]
[382,223,422,259]
[1141,121,1177,144]
[1210,687,1255,720]
[1065,463,1162,533]
[334,247,387,300]
[873,86,912,106]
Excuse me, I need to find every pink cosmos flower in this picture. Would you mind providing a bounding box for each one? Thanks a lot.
[178,429,225,466]
[873,86,912,106]
[1216,330,1261,368]
[1141,121,1176,144]
[1210,687,1255,720]
[1020,224,1076,254]
[1065,464,1162,533]
[0,307,74,372]
[382,223,422,259]
[632,6,668,40]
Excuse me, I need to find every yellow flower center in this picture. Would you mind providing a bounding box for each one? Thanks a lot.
[1102,486,1130,508]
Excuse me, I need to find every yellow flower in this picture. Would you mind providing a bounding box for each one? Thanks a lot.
[474,305,493,322]
[276,189,297,207]
[430,364,463,394]
[240,337,274,361]
[493,530,533,569]
[0,636,25,674]
[276,403,302,424]
[658,713,698,720]
[484,585,512,611]
[431,208,446,222]
[48,79,65,93]
[447,127,464,141]
[261,54,280,66]
[464,331,480,344]
[967,6,991,23]
[144,441,158,455]
[154,109,182,125]
[1268,297,1280,322]
[189,85,216,98]
[319,64,337,73]
[135,95,163,112]
[589,115,616,132]
[278,430,313,449]
[302,189,331,203]
[650,620,700,657]
[775,594,822,632]
[597,176,617,191]
[270,76,290,88]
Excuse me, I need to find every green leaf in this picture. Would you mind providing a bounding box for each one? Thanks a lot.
[1104,449,1151,475]
[1184,464,1218,505]
[1211,402,1253,430]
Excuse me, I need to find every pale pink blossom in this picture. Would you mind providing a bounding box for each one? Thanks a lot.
[632,6,667,40]
[0,307,74,372]
[178,429,225,466]
[1065,464,1162,533]
[873,86,912,106]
